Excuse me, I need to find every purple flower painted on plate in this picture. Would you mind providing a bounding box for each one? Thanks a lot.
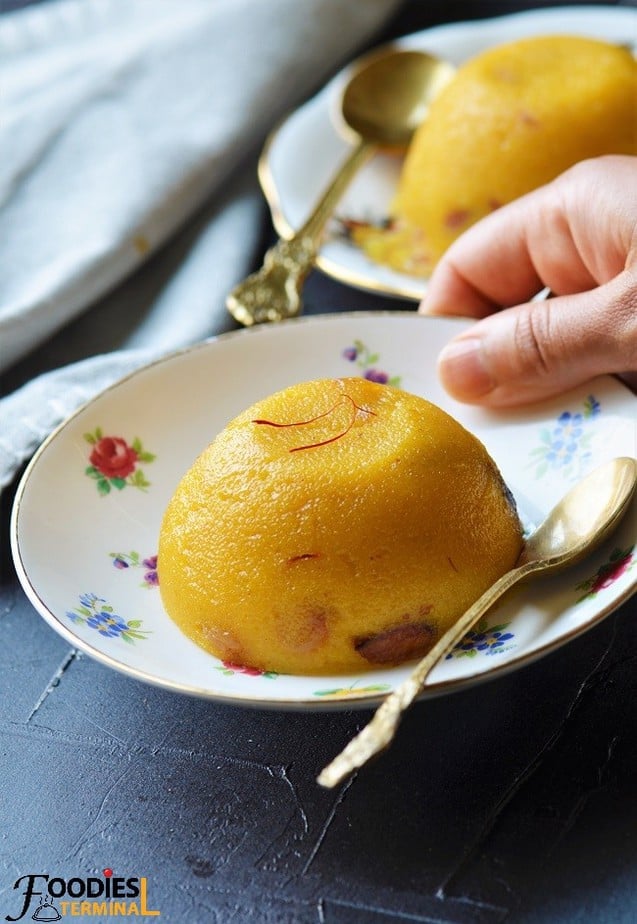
[110,551,159,589]
[364,369,389,384]
[142,555,159,586]
[143,569,159,587]
[341,339,401,387]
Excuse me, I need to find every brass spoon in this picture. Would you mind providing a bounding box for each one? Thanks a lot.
[318,456,637,789]
[226,49,455,326]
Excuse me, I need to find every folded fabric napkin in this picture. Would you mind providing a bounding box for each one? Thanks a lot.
[0,0,402,490]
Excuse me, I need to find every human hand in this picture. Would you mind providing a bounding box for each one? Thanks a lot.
[419,155,637,407]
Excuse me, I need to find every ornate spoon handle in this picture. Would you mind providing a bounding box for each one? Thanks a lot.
[317,559,542,788]
[226,140,374,326]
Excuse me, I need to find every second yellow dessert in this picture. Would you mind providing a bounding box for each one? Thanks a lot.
[366,35,636,274]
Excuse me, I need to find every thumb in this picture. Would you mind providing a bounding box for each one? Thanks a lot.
[437,267,637,407]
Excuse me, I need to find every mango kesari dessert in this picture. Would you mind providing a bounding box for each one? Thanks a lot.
[355,35,636,275]
[158,378,523,675]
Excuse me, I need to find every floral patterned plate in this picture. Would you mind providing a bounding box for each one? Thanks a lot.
[10,313,637,708]
[260,5,637,300]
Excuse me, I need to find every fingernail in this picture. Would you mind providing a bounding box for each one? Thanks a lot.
[438,337,495,398]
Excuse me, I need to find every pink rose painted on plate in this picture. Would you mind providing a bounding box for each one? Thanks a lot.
[84,427,156,494]
[575,545,635,602]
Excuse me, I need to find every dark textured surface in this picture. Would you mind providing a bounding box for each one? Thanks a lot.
[1,567,637,923]
[2,2,636,922]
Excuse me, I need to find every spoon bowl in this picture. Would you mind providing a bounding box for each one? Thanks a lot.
[339,48,455,146]
[318,457,637,788]
[521,457,637,569]
[227,49,455,326]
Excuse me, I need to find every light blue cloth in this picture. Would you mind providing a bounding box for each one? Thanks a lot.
[0,0,402,489]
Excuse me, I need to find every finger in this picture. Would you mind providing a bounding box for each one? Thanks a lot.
[420,198,545,319]
[419,168,605,319]
[419,255,524,320]
[436,267,637,407]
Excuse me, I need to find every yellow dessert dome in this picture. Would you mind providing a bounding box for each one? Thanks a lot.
[158,378,523,675]
[390,34,637,271]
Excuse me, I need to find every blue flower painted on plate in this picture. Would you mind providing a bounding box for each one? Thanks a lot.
[528,395,600,480]
[66,593,151,644]
[342,339,401,387]
[86,610,130,638]
[77,592,104,611]
[445,619,515,660]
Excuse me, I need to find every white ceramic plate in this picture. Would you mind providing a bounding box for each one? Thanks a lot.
[11,313,637,708]
[261,5,637,301]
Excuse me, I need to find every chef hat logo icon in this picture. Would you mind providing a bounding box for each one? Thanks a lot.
[30,896,60,922]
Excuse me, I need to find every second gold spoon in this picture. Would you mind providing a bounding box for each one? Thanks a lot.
[226,48,454,326]
[318,456,637,788]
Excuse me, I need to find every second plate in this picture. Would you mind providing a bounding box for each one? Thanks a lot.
[260,5,637,300]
